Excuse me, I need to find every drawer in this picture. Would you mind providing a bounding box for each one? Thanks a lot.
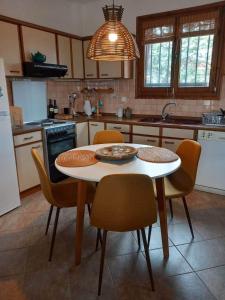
[14,131,42,146]
[133,125,159,136]
[106,123,130,133]
[162,138,182,153]
[123,133,130,143]
[89,122,104,128]
[162,128,194,139]
[133,135,159,147]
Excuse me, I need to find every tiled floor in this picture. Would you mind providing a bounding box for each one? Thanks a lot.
[0,189,225,299]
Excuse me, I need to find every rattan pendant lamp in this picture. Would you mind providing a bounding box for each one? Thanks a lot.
[87,0,140,61]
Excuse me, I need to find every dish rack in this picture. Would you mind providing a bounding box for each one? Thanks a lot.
[202,111,225,126]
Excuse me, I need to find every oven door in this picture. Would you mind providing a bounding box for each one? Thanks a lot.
[47,134,76,182]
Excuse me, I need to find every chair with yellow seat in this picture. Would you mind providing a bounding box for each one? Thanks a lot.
[93,130,124,145]
[31,148,95,261]
[150,139,201,242]
[91,174,157,295]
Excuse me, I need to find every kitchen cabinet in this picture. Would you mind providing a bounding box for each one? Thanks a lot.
[106,123,130,142]
[57,35,72,78]
[89,122,104,144]
[162,128,194,139]
[21,26,57,64]
[0,21,22,76]
[161,138,183,152]
[133,135,159,146]
[15,141,43,192]
[133,125,159,136]
[76,122,89,147]
[71,39,84,79]
[99,61,122,78]
[83,40,98,79]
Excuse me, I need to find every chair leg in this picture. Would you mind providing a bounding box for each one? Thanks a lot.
[87,203,91,217]
[168,198,173,219]
[49,207,60,262]
[98,230,108,296]
[182,197,194,238]
[95,228,101,251]
[147,225,152,248]
[45,205,54,235]
[141,228,155,291]
[136,230,141,249]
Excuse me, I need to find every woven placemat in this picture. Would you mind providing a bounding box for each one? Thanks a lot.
[56,150,98,167]
[137,147,179,163]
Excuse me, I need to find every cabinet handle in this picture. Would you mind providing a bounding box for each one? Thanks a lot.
[101,73,109,76]
[164,141,175,145]
[86,74,93,77]
[32,145,41,149]
[24,136,34,140]
[113,126,122,130]
[147,139,156,143]
[90,124,99,127]
[9,70,20,74]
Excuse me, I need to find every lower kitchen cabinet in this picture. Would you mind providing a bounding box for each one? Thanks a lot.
[89,122,104,144]
[76,122,89,147]
[15,142,43,192]
[132,135,159,146]
[161,138,182,152]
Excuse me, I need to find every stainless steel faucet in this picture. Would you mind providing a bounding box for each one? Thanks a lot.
[161,102,176,120]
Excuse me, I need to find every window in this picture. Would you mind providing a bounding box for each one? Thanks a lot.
[136,3,225,99]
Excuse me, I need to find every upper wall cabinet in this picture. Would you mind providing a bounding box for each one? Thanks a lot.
[0,21,22,76]
[99,61,122,78]
[57,35,72,78]
[83,40,98,79]
[21,26,57,64]
[71,39,84,79]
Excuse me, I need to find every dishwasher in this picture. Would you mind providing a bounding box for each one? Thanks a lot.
[195,130,225,195]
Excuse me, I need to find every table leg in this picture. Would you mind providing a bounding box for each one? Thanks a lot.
[75,180,87,265]
[155,177,169,259]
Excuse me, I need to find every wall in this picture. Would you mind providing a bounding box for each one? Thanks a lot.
[0,0,83,35]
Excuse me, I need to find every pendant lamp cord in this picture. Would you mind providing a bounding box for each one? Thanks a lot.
[112,0,115,18]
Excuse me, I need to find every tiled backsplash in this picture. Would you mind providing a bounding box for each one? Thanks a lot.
[47,77,225,117]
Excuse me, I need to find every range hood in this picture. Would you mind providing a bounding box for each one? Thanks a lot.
[23,62,68,78]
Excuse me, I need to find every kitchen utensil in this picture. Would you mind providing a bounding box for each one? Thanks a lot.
[116,107,123,118]
[31,51,46,63]
[95,145,138,161]
[83,100,92,116]
[124,107,132,119]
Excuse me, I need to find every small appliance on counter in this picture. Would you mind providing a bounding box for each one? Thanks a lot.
[83,100,92,116]
[116,107,123,118]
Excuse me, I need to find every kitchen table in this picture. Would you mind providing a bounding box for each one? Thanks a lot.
[55,143,181,265]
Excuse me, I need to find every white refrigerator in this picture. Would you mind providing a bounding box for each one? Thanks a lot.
[0,58,20,215]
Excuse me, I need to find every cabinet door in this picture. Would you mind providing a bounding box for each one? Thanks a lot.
[133,135,159,147]
[0,21,22,76]
[83,40,97,78]
[89,122,104,144]
[57,35,72,78]
[15,142,43,192]
[77,122,89,147]
[22,26,57,64]
[99,61,122,78]
[162,138,182,153]
[71,39,84,78]
[106,123,130,133]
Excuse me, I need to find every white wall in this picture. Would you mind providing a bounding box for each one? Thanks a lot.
[81,0,221,35]
[0,0,83,36]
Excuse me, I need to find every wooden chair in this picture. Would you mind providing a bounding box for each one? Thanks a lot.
[91,174,157,295]
[31,148,95,261]
[148,139,201,243]
[93,130,124,144]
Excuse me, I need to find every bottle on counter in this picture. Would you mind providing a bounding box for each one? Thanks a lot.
[48,99,54,119]
[53,100,58,118]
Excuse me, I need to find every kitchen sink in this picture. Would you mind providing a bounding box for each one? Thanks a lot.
[138,116,202,125]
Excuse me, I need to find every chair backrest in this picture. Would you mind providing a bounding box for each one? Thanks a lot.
[171,139,201,189]
[93,130,124,144]
[31,148,54,205]
[91,174,157,232]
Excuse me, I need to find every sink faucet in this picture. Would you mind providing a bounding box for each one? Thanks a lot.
[161,102,176,120]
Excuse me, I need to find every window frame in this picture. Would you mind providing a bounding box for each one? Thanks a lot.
[136,2,225,100]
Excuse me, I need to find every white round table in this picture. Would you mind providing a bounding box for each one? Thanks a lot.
[55,143,181,265]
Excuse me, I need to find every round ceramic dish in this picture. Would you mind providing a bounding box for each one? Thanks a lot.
[95,145,138,161]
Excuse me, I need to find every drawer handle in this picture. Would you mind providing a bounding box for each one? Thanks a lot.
[32,145,41,149]
[24,136,34,140]
[164,141,175,145]
[9,70,20,74]
[101,73,109,76]
[90,124,99,127]
[147,139,156,143]
[86,74,93,77]
[113,126,122,130]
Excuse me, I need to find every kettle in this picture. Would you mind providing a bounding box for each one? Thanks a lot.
[31,51,46,63]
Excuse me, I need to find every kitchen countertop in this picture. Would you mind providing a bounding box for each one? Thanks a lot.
[12,113,225,135]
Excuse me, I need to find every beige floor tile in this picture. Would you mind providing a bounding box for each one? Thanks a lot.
[168,222,203,245]
[198,265,225,300]
[0,228,33,251]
